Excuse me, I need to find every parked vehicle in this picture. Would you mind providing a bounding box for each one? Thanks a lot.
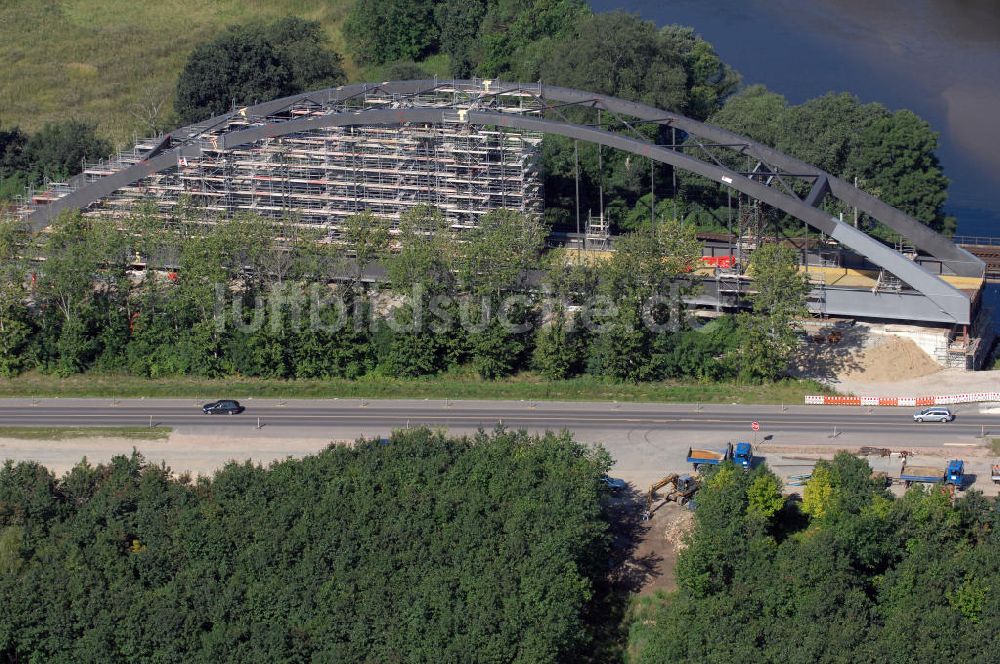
[946,459,965,489]
[733,442,754,469]
[992,464,1000,485]
[202,400,244,415]
[686,443,733,470]
[600,476,627,492]
[899,459,965,489]
[913,407,954,423]
[899,463,944,487]
[642,473,698,519]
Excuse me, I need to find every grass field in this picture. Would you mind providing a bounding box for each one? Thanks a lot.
[0,426,171,440]
[0,0,361,146]
[0,371,833,405]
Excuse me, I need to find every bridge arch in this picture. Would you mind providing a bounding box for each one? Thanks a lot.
[22,80,982,324]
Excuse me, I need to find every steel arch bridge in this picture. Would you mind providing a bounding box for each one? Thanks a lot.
[21,79,985,325]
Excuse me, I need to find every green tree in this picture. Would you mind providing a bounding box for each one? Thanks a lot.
[732,243,810,382]
[457,209,545,298]
[175,29,293,123]
[344,0,439,65]
[342,211,391,287]
[0,125,29,178]
[802,463,835,520]
[175,19,345,124]
[435,0,489,77]
[707,89,954,234]
[540,13,738,119]
[0,429,612,662]
[476,0,589,79]
[23,121,111,185]
[847,109,953,234]
[385,205,455,296]
[0,218,32,375]
[263,17,347,92]
[532,314,581,379]
[33,213,110,374]
[746,472,784,520]
[588,219,702,381]
[379,60,432,80]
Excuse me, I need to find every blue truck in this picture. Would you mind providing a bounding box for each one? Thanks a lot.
[733,442,754,469]
[686,442,754,470]
[899,459,965,489]
[946,459,965,489]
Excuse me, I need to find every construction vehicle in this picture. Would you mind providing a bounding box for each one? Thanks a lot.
[687,443,731,470]
[992,464,1000,485]
[946,460,965,489]
[899,459,965,489]
[642,473,698,520]
[733,442,754,469]
[686,442,754,470]
[899,464,944,488]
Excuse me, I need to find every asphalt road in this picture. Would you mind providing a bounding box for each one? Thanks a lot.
[0,398,996,441]
[1,398,997,488]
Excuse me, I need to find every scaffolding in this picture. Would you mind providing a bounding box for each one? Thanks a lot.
[39,83,545,232]
[584,210,609,250]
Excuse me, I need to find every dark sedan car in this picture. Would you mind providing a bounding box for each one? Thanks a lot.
[202,400,245,415]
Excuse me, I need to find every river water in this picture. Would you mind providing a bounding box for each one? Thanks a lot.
[589,0,1000,236]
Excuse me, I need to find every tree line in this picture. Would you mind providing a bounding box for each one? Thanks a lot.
[0,206,810,384]
[5,421,998,661]
[630,454,1000,662]
[0,122,111,201]
[0,427,613,662]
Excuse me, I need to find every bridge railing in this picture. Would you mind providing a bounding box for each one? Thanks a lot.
[954,235,1000,247]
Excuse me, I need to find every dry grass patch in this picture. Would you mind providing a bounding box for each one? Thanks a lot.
[0,426,171,440]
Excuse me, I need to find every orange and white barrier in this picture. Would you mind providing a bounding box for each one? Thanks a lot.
[806,392,1000,406]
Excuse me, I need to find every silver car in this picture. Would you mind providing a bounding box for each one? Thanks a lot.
[913,407,954,423]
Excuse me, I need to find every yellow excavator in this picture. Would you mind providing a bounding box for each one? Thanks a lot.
[642,473,698,520]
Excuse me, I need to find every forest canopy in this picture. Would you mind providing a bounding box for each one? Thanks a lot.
[629,453,1000,662]
[0,427,612,662]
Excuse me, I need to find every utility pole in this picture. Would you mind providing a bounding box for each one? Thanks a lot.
[574,139,581,259]
[853,176,859,228]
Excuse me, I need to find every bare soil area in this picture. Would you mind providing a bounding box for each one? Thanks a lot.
[619,493,694,595]
[840,335,942,383]
[0,432,343,477]
[795,324,1000,396]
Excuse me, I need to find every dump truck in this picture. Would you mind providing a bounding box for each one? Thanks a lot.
[992,464,1000,485]
[899,464,944,488]
[686,443,733,470]
[685,442,754,470]
[899,460,966,489]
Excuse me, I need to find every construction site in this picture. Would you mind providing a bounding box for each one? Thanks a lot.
[16,79,997,370]
[42,89,544,231]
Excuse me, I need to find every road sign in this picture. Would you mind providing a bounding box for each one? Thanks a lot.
[751,421,760,431]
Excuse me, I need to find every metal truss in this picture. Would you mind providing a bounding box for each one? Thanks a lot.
[20,79,984,324]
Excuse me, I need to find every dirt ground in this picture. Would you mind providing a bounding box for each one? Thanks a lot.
[634,503,695,594]
[839,335,942,383]
[0,432,344,478]
[794,324,1000,396]
[606,490,695,596]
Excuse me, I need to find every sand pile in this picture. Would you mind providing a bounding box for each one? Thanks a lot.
[840,335,941,382]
